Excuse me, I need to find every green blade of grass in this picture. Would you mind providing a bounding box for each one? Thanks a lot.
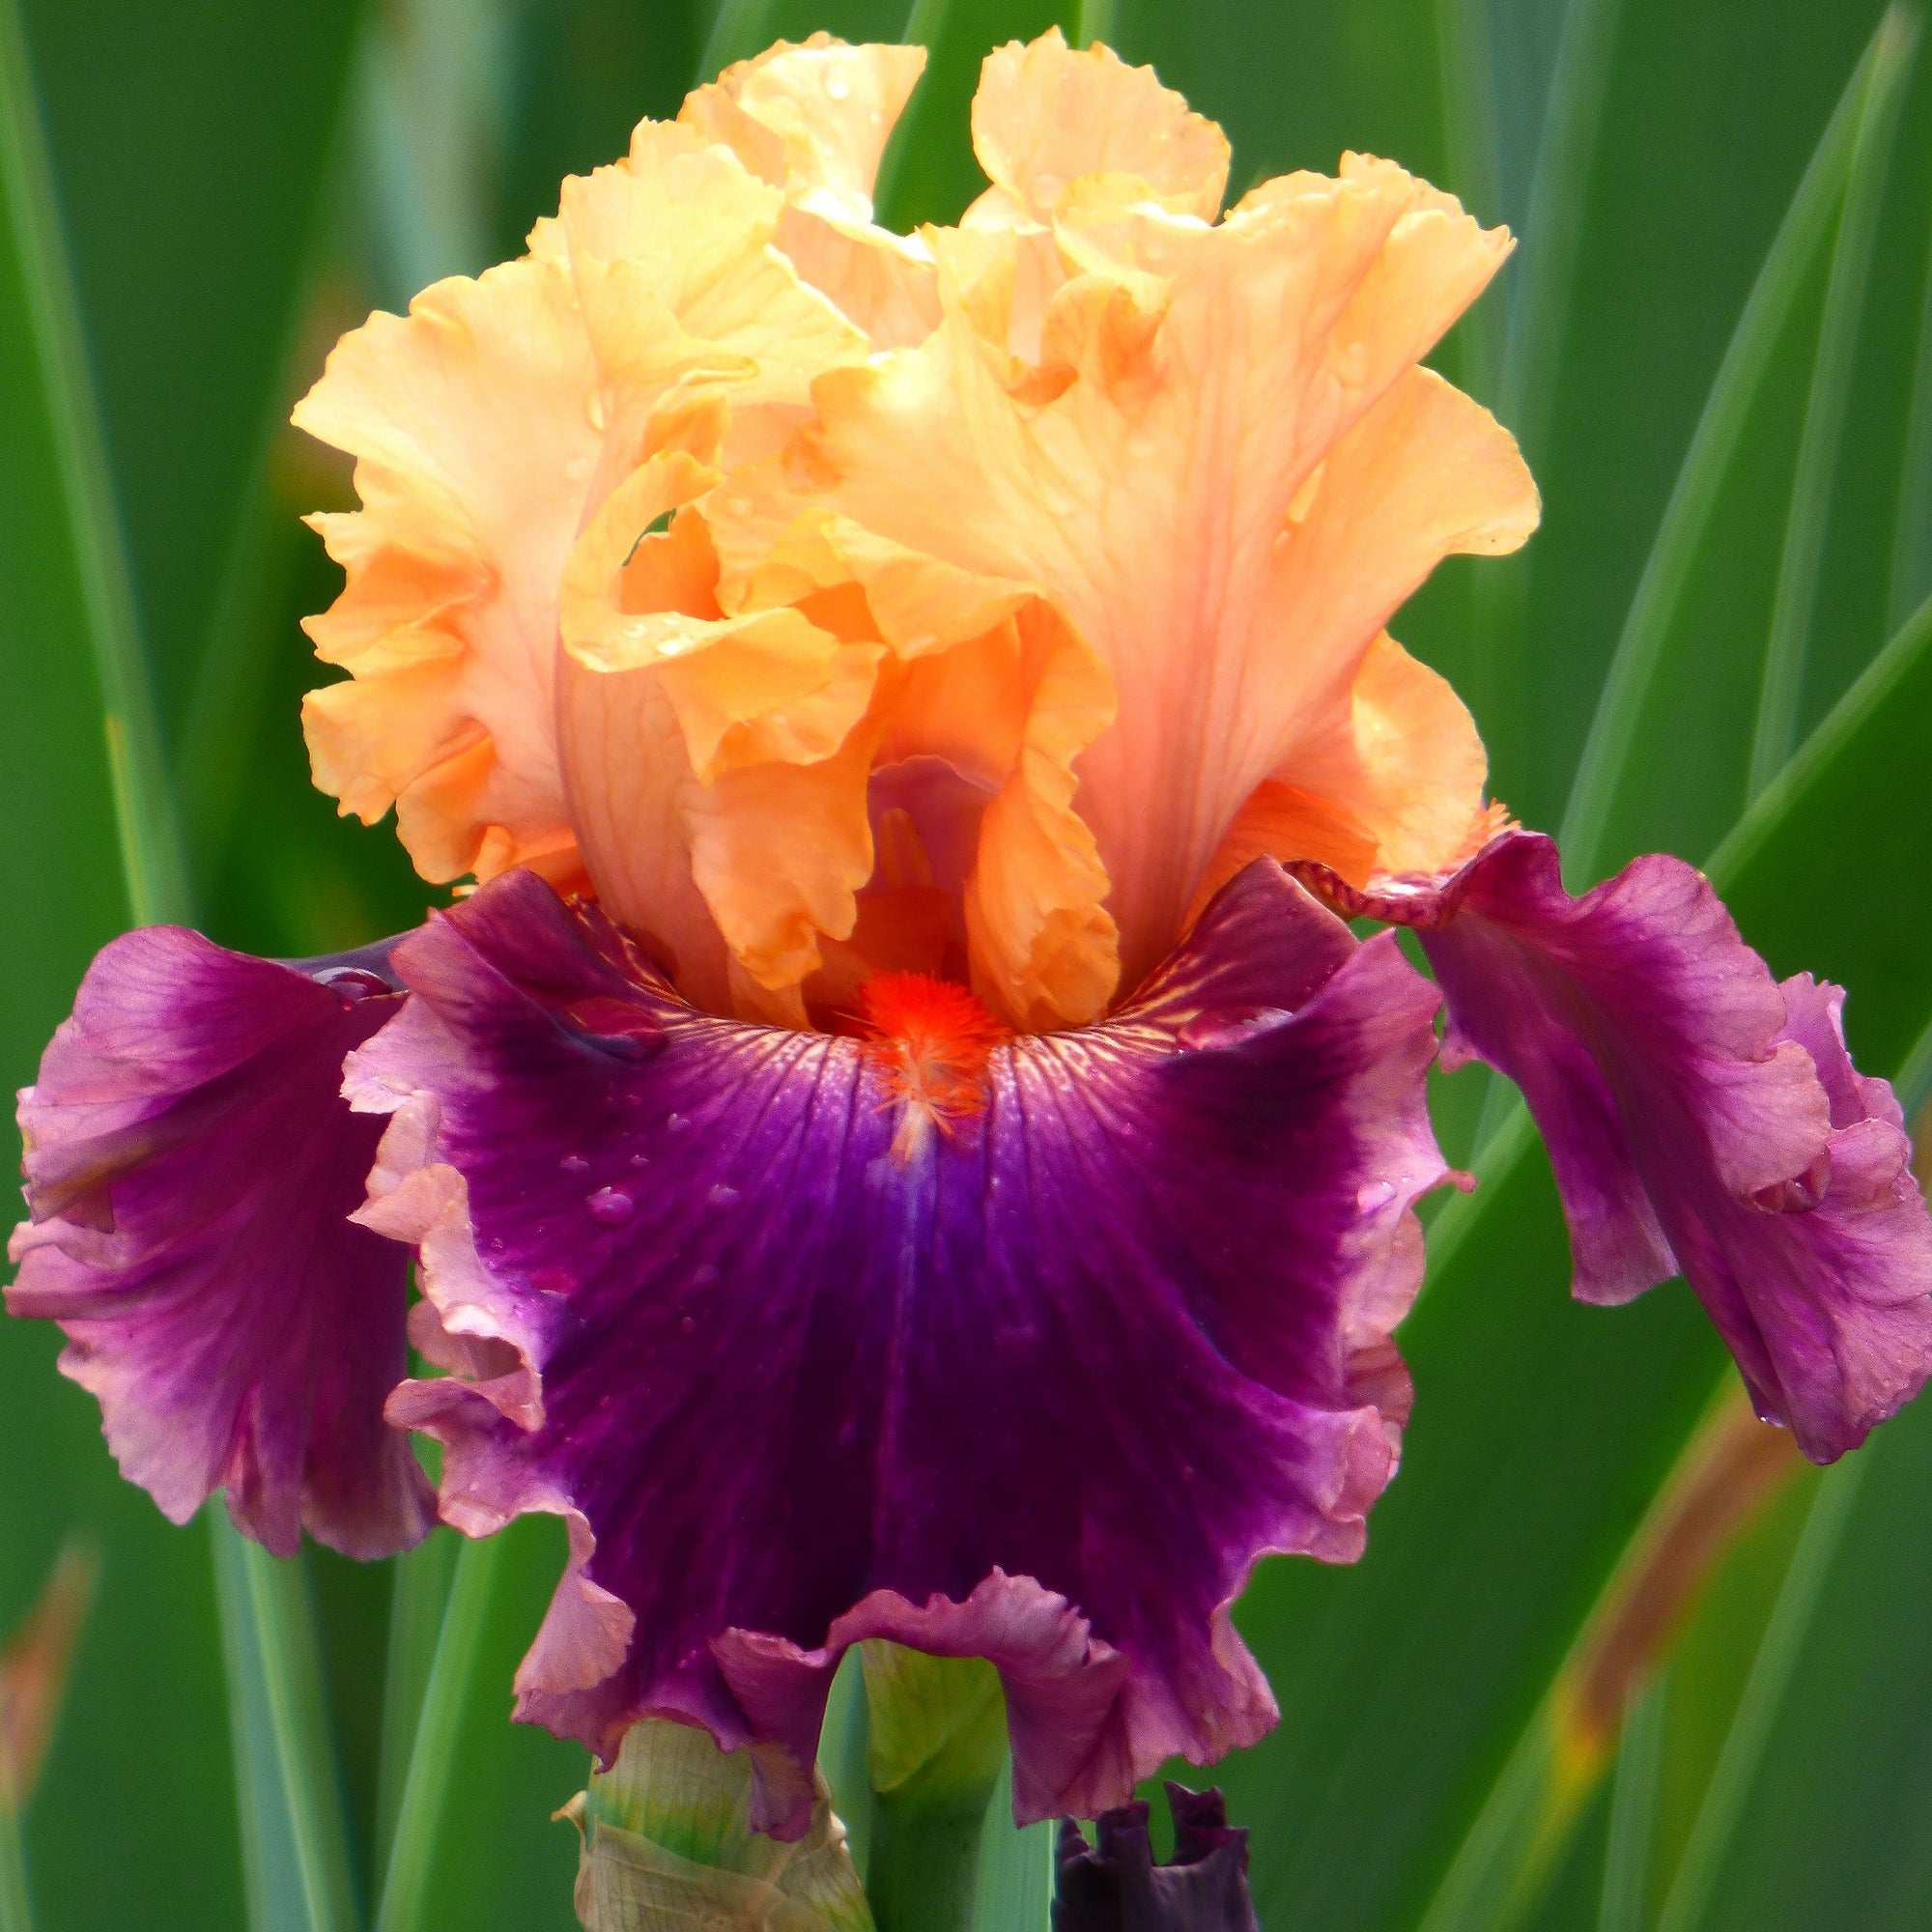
[373,1534,509,1932]
[1430,0,1500,399]
[1652,1461,1868,1932]
[1468,0,1623,769]
[1889,165,1932,629]
[0,0,186,928]
[0,3,361,1924]
[875,0,1081,233]
[1557,11,1903,881]
[698,0,788,80]
[1746,7,1918,798]
[1594,1671,1666,1932]
[968,1769,1053,1932]
[373,1530,459,1875]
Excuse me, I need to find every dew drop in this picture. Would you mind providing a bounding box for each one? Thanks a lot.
[665,1111,689,1132]
[708,1183,741,1208]
[559,1152,590,1176]
[679,1315,697,1335]
[317,967,391,1005]
[1357,1179,1397,1212]
[1176,1007,1288,1051]
[586,1185,636,1226]
[824,70,852,100]
[628,1151,651,1169]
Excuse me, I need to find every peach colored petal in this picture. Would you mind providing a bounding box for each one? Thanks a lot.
[793,158,1533,996]
[966,30,1231,228]
[561,458,884,784]
[702,483,1119,1028]
[1197,632,1508,916]
[556,452,893,1011]
[554,121,869,488]
[680,36,926,223]
[299,116,879,897]
[296,259,600,884]
[679,37,940,350]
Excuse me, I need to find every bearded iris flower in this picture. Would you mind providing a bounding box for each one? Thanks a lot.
[11,27,1932,1849]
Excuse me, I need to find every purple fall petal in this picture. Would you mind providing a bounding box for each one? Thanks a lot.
[1296,830,1932,1462]
[345,862,1449,1834]
[8,927,434,1557]
[1053,1784,1259,1931]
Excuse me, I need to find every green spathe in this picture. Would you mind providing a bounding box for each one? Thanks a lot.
[566,1718,874,1931]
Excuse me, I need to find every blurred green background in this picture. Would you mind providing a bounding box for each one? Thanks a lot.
[4,0,1931,1926]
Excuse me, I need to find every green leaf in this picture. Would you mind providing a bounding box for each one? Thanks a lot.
[1594,1670,1666,1932]
[861,1649,1006,1932]
[1746,9,1918,797]
[1,2,384,1924]
[1557,9,1911,880]
[968,1765,1053,1932]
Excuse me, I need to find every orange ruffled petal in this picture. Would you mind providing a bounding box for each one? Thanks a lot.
[303,30,1535,1042]
[298,87,879,896]
[784,94,1537,1002]
[966,29,1231,227]
[680,35,940,349]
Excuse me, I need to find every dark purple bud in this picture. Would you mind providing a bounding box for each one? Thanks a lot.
[1053,1784,1260,1930]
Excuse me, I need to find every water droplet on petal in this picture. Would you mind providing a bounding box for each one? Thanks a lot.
[1176,1007,1289,1051]
[628,1151,651,1169]
[586,1185,635,1226]
[666,1112,689,1132]
[559,1152,590,1176]
[317,967,392,1005]
[708,1183,740,1208]
[1357,1179,1397,1212]
[824,70,852,99]
[679,1314,697,1334]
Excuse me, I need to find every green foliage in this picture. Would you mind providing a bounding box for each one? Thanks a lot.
[2,0,1929,1926]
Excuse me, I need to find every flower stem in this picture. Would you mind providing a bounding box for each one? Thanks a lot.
[859,1645,1009,1931]
[373,1533,505,1932]
[867,1788,996,1932]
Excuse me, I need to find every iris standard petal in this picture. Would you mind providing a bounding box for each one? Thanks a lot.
[1297,830,1932,1462]
[8,929,433,1557]
[343,860,1446,1833]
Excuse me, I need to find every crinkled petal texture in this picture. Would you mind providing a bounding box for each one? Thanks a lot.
[294,60,893,897]
[345,862,1446,1833]
[753,38,1539,1011]
[7,931,433,1557]
[298,30,1537,1037]
[1299,832,1932,1462]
